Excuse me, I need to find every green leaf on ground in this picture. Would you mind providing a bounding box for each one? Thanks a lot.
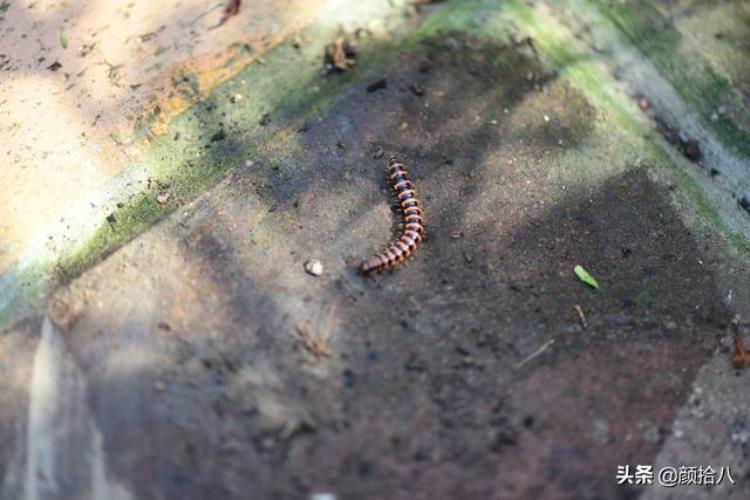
[574,265,599,289]
[60,31,69,49]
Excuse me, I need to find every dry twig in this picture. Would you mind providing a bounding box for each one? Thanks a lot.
[216,0,241,28]
[325,36,356,72]
[573,304,588,329]
[515,339,555,369]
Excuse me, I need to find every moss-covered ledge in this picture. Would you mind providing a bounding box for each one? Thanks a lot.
[3,0,750,329]
[0,0,425,327]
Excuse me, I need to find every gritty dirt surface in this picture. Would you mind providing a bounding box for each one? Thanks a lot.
[0,0,321,272]
[2,28,750,500]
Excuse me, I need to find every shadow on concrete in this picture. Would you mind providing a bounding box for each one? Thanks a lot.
[0,25,738,500]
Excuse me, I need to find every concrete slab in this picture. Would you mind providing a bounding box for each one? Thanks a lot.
[0,0,324,269]
[1,1,750,499]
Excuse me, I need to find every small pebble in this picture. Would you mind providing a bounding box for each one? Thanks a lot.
[591,418,610,444]
[310,494,336,500]
[683,139,702,161]
[156,191,171,205]
[304,259,324,276]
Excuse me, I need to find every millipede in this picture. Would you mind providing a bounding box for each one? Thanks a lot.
[360,157,425,275]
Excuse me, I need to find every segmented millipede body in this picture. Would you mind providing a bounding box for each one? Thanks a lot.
[360,157,425,275]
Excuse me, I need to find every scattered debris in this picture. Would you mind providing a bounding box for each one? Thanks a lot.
[47,61,62,71]
[410,83,425,96]
[48,298,84,331]
[682,138,702,161]
[515,339,555,369]
[304,259,324,276]
[398,122,409,131]
[279,418,317,441]
[366,79,387,93]
[654,116,702,162]
[138,32,158,43]
[573,304,588,329]
[156,191,171,205]
[154,381,166,391]
[489,425,518,454]
[102,61,123,86]
[574,265,599,290]
[292,30,307,49]
[372,146,384,159]
[293,320,330,358]
[210,129,226,142]
[324,36,356,72]
[739,193,750,215]
[259,113,272,126]
[342,368,357,388]
[731,317,750,369]
[80,41,96,58]
[60,31,69,49]
[216,0,241,27]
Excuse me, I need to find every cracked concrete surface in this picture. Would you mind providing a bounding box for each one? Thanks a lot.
[1,0,750,499]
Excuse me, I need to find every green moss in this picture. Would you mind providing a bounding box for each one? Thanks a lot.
[48,4,431,284]
[57,194,162,278]
[5,0,750,330]
[508,0,645,138]
[505,0,750,259]
[1,2,429,327]
[590,0,750,159]
[59,0,749,282]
